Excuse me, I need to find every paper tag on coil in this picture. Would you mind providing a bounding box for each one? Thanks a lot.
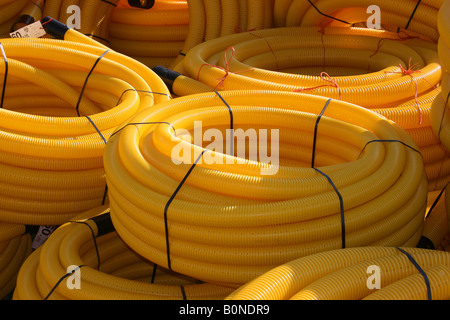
[10,20,46,39]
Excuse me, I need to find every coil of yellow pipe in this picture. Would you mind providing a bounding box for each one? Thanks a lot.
[273,0,443,42]
[0,222,32,299]
[13,205,234,300]
[108,0,189,69]
[156,25,449,188]
[431,0,450,152]
[42,0,120,46]
[0,29,170,226]
[0,0,29,37]
[103,89,428,287]
[419,190,449,249]
[169,0,275,73]
[226,246,450,300]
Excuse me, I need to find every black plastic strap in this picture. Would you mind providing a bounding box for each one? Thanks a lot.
[85,116,107,144]
[70,220,101,270]
[75,49,110,116]
[215,91,234,155]
[405,0,422,30]
[425,182,449,220]
[358,139,422,159]
[180,285,187,300]
[110,121,177,139]
[102,0,118,6]
[311,98,332,168]
[150,263,157,283]
[307,0,350,25]
[164,149,207,270]
[0,42,8,109]
[313,168,345,248]
[44,265,85,300]
[396,247,432,300]
[84,33,111,46]
[438,91,450,140]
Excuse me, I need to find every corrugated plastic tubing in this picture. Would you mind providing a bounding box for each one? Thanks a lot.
[13,205,234,300]
[431,0,450,151]
[0,26,170,226]
[108,0,189,69]
[169,0,275,73]
[420,190,449,249]
[103,89,428,287]
[225,246,450,300]
[158,25,449,189]
[447,184,450,232]
[0,0,29,37]
[0,222,31,299]
[42,0,120,46]
[273,0,443,42]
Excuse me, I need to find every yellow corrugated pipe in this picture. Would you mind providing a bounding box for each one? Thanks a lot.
[0,27,170,226]
[103,89,428,287]
[109,0,189,69]
[0,0,28,37]
[419,190,449,249]
[42,0,119,46]
[226,246,450,300]
[154,25,448,189]
[0,222,32,299]
[169,0,274,73]
[13,205,234,300]
[273,0,443,42]
[431,0,450,151]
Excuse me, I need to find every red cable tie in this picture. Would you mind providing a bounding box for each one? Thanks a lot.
[197,46,253,91]
[294,72,343,101]
[384,57,423,125]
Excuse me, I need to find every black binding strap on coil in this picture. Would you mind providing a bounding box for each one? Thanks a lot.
[164,149,207,271]
[180,285,187,300]
[396,247,432,300]
[0,42,8,109]
[215,91,234,155]
[85,115,109,205]
[358,139,422,159]
[75,49,110,117]
[313,167,346,248]
[44,265,86,300]
[405,0,422,31]
[70,220,101,270]
[311,98,332,168]
[307,0,351,25]
[438,92,450,141]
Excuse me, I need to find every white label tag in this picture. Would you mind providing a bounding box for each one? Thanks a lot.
[32,225,56,249]
[10,20,46,39]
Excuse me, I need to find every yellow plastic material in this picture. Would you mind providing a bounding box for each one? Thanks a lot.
[0,32,170,225]
[42,0,119,46]
[226,246,450,300]
[169,0,274,73]
[171,26,448,188]
[273,0,443,42]
[431,0,450,151]
[0,222,31,299]
[103,90,428,287]
[421,190,449,248]
[109,0,189,68]
[0,0,28,37]
[13,205,234,300]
